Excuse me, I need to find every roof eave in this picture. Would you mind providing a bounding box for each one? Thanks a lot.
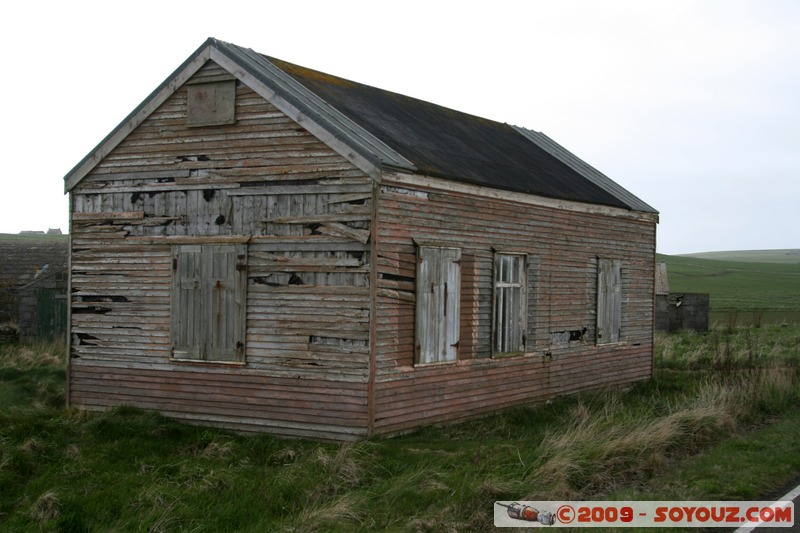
[208,41,416,179]
[63,38,219,193]
[384,169,659,224]
[511,125,659,215]
[64,38,417,193]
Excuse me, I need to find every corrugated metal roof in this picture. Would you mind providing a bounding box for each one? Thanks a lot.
[267,55,641,211]
[512,126,657,213]
[64,37,656,215]
[211,40,417,174]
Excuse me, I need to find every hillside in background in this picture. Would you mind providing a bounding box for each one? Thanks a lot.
[657,251,800,323]
[2,237,797,323]
[677,249,800,264]
[0,233,68,243]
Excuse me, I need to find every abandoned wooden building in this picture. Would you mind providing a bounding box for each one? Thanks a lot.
[64,38,659,440]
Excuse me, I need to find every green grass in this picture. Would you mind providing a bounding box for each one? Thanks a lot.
[1,326,800,532]
[643,408,800,500]
[3,258,800,530]
[0,233,68,243]
[0,342,65,409]
[658,253,800,315]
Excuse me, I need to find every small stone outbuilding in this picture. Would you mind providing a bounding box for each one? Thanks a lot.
[0,234,68,342]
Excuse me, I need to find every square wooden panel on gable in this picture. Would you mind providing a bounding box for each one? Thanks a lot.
[187,80,236,127]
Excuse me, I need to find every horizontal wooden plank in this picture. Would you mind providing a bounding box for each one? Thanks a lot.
[228,184,372,196]
[73,211,145,221]
[249,252,362,268]
[124,235,251,244]
[266,211,371,224]
[249,235,369,247]
[377,289,415,303]
[326,192,372,204]
[76,182,242,194]
[316,223,371,244]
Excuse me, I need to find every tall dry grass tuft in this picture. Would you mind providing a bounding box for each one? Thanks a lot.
[300,441,373,519]
[189,434,236,460]
[20,437,46,456]
[289,442,377,530]
[406,508,464,533]
[526,329,800,500]
[30,490,61,524]
[736,365,800,416]
[0,342,66,369]
[295,493,368,531]
[311,442,366,492]
[0,436,10,473]
[527,388,736,499]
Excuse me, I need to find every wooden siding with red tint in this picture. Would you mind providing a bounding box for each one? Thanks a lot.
[70,365,368,439]
[372,174,656,435]
[68,61,372,440]
[68,58,657,440]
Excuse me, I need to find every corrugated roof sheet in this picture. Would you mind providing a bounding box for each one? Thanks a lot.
[267,54,645,211]
[212,40,417,174]
[64,37,656,214]
[512,126,657,213]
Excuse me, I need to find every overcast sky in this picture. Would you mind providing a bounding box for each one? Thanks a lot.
[1,0,798,255]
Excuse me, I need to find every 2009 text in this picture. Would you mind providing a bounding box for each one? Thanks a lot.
[576,505,633,523]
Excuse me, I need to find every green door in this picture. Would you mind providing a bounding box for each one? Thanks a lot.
[36,289,67,343]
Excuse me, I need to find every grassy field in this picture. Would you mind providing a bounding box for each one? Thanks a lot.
[0,233,68,243]
[1,248,798,530]
[677,249,800,264]
[1,325,800,531]
[658,251,800,323]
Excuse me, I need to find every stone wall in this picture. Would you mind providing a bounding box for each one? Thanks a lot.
[656,293,710,333]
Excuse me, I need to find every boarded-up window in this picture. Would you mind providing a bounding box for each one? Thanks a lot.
[187,81,236,127]
[171,244,247,362]
[596,258,622,344]
[493,254,527,355]
[415,247,461,364]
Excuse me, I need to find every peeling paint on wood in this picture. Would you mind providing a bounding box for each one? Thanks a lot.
[68,73,376,440]
[66,56,656,441]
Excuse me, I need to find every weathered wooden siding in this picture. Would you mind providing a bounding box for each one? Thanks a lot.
[70,365,368,439]
[69,61,372,439]
[373,174,656,435]
[68,57,658,440]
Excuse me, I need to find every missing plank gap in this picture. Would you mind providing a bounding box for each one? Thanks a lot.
[379,273,414,283]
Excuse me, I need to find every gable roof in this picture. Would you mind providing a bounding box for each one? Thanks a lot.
[64,37,656,214]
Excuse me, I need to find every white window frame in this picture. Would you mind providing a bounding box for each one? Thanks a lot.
[492,253,527,355]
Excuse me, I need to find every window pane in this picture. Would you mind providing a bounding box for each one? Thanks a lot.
[494,254,526,354]
[510,255,521,283]
[495,286,505,352]
[509,287,520,350]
